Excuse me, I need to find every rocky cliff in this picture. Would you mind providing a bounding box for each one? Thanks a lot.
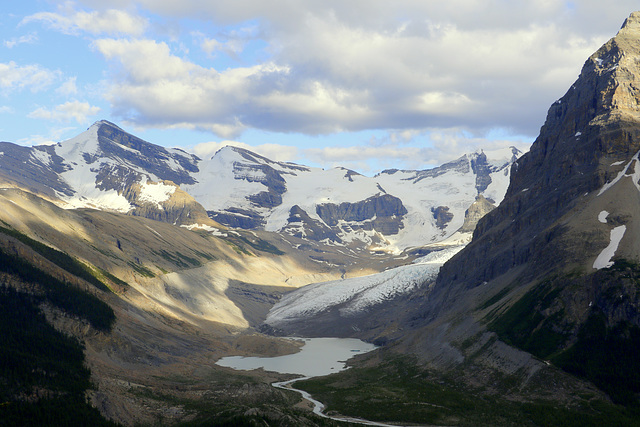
[400,11,640,406]
[438,11,640,290]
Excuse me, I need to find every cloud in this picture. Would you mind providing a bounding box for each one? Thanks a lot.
[0,61,60,93]
[23,7,148,36]
[17,126,77,146]
[56,77,78,96]
[28,100,101,123]
[302,128,531,173]
[4,32,38,48]
[80,0,633,140]
[19,0,639,173]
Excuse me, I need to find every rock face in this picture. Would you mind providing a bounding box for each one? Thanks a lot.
[316,194,408,236]
[397,12,640,406]
[438,11,640,289]
[458,195,495,233]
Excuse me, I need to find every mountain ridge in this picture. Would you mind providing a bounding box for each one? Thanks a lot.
[0,120,522,253]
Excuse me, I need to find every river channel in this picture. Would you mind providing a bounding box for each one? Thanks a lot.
[216,337,403,426]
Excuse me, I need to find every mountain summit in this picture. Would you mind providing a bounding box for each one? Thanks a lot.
[437,10,640,288]
[0,120,520,253]
[399,11,640,406]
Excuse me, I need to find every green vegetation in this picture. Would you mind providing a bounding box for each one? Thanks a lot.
[223,239,252,256]
[156,249,201,268]
[236,235,284,255]
[0,248,115,332]
[127,260,155,277]
[0,286,117,426]
[489,261,640,406]
[125,370,340,427]
[553,313,640,405]
[488,281,569,359]
[296,356,640,426]
[477,285,512,311]
[223,233,284,256]
[96,267,129,289]
[0,225,111,292]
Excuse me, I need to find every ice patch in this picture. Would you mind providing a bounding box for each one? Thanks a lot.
[598,150,640,196]
[180,223,227,236]
[598,210,609,224]
[138,181,176,207]
[593,225,626,269]
[611,161,625,166]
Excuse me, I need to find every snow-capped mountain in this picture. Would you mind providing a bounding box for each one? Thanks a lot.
[186,143,520,252]
[0,120,522,252]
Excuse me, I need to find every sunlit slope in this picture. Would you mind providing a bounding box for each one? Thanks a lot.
[0,187,349,330]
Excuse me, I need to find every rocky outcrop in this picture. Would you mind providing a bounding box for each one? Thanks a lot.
[0,142,73,198]
[316,194,408,235]
[431,206,454,229]
[282,205,340,242]
[209,207,265,229]
[458,195,496,233]
[126,180,220,228]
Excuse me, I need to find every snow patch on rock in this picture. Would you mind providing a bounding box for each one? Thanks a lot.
[139,181,176,207]
[593,225,626,269]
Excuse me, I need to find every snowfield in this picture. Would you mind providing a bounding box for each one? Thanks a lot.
[265,246,464,325]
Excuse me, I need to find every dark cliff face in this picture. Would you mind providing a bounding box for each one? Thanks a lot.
[316,194,408,235]
[96,121,200,186]
[0,142,74,198]
[436,13,640,290]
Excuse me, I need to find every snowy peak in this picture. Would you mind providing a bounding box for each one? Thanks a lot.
[0,119,522,253]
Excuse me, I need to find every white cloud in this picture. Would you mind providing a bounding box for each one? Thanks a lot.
[201,38,245,57]
[81,1,633,140]
[0,61,60,93]
[4,32,38,48]
[302,128,531,173]
[18,126,77,146]
[28,100,101,123]
[23,7,148,36]
[56,77,78,96]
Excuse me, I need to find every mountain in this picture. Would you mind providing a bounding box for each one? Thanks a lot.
[0,120,520,253]
[5,11,640,426]
[260,11,640,414]
[367,10,640,406]
[184,144,520,253]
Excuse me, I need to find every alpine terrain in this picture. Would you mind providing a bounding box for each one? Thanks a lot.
[3,10,640,427]
[276,11,640,426]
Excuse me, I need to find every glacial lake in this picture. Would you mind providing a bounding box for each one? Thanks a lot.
[215,337,377,377]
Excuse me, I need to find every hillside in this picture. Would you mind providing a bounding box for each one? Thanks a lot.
[352,9,640,409]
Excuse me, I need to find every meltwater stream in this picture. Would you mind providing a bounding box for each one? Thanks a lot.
[216,337,403,426]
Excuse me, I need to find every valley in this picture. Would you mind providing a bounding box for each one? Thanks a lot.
[3,10,640,427]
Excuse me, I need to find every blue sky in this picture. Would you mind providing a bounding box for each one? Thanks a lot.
[1,1,638,174]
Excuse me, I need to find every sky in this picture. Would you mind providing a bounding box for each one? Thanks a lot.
[1,1,639,175]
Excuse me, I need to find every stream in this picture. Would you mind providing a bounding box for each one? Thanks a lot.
[216,337,406,426]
